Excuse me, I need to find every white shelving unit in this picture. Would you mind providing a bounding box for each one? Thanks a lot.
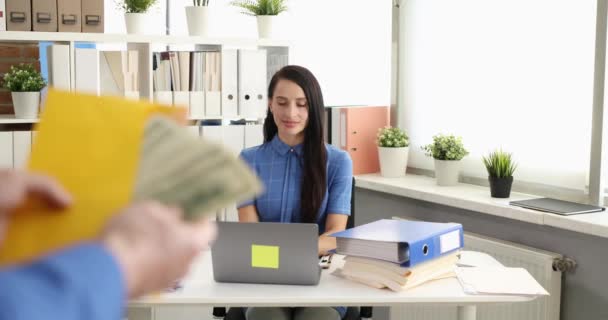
[0,31,291,47]
[0,31,290,125]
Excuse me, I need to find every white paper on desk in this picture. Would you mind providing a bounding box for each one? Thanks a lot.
[455,267,549,296]
[457,251,503,268]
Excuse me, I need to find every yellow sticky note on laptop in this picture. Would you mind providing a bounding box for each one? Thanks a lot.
[251,244,280,269]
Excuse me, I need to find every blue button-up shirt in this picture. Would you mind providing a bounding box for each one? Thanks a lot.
[238,134,353,232]
[238,135,353,319]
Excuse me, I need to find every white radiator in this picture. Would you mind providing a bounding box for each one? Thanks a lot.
[392,231,562,320]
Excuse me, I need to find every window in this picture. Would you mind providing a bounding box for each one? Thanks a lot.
[401,0,597,191]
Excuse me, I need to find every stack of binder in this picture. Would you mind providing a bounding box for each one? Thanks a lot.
[330,219,464,291]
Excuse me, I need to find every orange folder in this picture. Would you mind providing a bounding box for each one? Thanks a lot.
[331,106,390,175]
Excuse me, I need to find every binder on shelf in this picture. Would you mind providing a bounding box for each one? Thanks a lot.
[12,131,31,169]
[190,51,205,118]
[75,48,100,95]
[47,44,71,91]
[124,91,139,100]
[32,0,58,32]
[200,124,223,144]
[154,91,173,106]
[205,52,221,116]
[238,49,268,118]
[173,51,191,111]
[244,124,263,148]
[329,106,390,175]
[6,0,32,31]
[221,49,238,117]
[223,125,245,222]
[57,0,81,32]
[330,219,464,267]
[223,125,245,156]
[0,0,7,31]
[153,52,173,106]
[81,0,103,33]
[0,132,13,168]
[173,91,189,109]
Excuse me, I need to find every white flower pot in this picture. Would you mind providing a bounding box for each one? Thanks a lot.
[378,146,409,178]
[125,13,150,35]
[186,6,209,37]
[434,159,461,186]
[256,15,275,38]
[11,92,40,119]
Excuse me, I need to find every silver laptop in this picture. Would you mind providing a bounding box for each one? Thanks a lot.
[211,222,321,285]
[509,197,605,216]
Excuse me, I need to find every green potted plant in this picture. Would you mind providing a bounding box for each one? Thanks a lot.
[422,134,469,186]
[377,126,409,178]
[118,0,158,34]
[186,0,211,37]
[483,149,517,198]
[2,63,46,119]
[231,0,288,38]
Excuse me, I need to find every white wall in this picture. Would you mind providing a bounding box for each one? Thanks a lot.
[106,0,393,107]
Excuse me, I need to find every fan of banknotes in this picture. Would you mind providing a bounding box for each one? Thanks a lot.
[133,115,261,220]
[0,90,262,266]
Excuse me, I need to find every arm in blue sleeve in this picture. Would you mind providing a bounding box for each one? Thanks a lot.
[327,151,353,215]
[0,243,125,320]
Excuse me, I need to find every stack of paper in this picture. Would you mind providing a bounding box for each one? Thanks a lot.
[0,90,262,266]
[455,267,549,296]
[333,251,459,292]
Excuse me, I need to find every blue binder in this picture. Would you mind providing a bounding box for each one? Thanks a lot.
[330,219,464,267]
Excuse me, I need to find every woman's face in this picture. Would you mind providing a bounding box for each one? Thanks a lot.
[269,79,309,140]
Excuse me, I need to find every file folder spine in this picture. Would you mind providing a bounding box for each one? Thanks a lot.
[6,0,32,31]
[407,225,463,267]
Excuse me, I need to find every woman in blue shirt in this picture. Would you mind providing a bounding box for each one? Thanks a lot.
[238,65,353,320]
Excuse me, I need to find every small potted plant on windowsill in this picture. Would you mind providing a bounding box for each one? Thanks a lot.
[2,63,46,119]
[377,126,409,178]
[186,0,211,37]
[422,134,469,186]
[231,0,288,38]
[483,149,517,198]
[119,0,158,35]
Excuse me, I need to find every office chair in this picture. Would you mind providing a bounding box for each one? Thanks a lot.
[211,178,373,320]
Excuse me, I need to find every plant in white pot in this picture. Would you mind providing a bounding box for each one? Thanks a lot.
[2,64,46,119]
[186,0,211,37]
[422,134,469,186]
[482,149,517,198]
[231,0,288,38]
[119,0,158,34]
[377,126,409,178]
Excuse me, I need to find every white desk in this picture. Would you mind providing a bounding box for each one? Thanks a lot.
[129,252,538,320]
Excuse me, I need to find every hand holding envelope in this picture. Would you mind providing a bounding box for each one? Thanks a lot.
[0,90,262,266]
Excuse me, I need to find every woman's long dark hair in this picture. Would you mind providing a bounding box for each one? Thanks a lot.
[264,65,327,224]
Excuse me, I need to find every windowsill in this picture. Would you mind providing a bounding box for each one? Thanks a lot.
[355,173,608,239]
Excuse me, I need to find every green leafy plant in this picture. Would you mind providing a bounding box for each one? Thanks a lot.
[377,126,409,148]
[482,149,517,178]
[2,63,46,92]
[422,134,469,161]
[231,0,288,16]
[119,0,158,13]
[192,0,209,6]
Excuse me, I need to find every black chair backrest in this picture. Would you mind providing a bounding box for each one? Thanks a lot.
[346,177,355,229]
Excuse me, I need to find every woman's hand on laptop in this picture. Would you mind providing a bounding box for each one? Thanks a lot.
[101,201,217,298]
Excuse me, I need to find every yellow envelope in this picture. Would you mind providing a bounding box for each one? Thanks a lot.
[0,90,185,266]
